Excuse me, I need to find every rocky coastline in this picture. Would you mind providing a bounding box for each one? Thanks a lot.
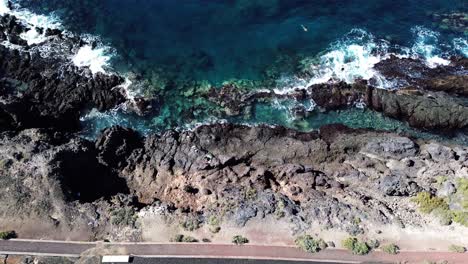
[0,9,467,251]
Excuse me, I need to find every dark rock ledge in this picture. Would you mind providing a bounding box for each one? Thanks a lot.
[0,123,466,240]
[0,13,126,132]
[207,55,468,132]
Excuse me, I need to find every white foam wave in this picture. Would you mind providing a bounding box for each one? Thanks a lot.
[410,26,450,68]
[1,0,62,45]
[275,27,464,94]
[453,38,468,57]
[1,0,116,75]
[306,30,390,87]
[279,29,394,91]
[0,0,9,15]
[72,45,113,74]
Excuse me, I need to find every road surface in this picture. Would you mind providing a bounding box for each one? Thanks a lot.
[0,239,466,263]
[131,257,345,264]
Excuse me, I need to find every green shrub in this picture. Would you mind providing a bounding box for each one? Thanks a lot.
[0,230,16,240]
[448,244,466,253]
[170,234,184,242]
[452,211,468,227]
[207,215,221,233]
[433,208,453,225]
[456,178,468,210]
[244,188,257,200]
[435,176,448,185]
[170,234,198,243]
[182,236,198,243]
[207,215,220,226]
[342,237,356,250]
[275,200,286,219]
[412,192,449,214]
[181,218,201,231]
[111,208,137,226]
[353,217,362,225]
[381,243,399,255]
[353,241,371,255]
[342,237,370,255]
[232,235,249,245]
[295,235,327,253]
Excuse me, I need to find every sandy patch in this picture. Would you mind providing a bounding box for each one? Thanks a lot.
[138,212,468,252]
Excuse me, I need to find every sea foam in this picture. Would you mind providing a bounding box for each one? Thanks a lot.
[306,29,390,88]
[72,45,113,74]
[410,26,450,68]
[453,38,468,57]
[1,0,62,45]
[1,0,115,75]
[275,27,462,94]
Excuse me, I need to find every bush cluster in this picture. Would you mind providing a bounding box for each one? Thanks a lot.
[0,230,16,240]
[181,218,201,231]
[342,237,370,255]
[171,234,198,243]
[412,192,449,214]
[295,235,328,253]
[448,244,466,253]
[381,243,399,255]
[111,208,137,226]
[232,235,249,245]
[207,215,221,233]
[413,191,468,227]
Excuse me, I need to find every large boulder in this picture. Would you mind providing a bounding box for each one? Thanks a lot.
[362,136,417,159]
[379,174,420,196]
[368,87,468,130]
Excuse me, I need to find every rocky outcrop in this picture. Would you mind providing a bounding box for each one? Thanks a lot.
[424,75,468,97]
[205,56,468,132]
[309,81,468,131]
[87,124,467,233]
[95,126,143,168]
[373,55,468,88]
[0,128,139,240]
[0,121,466,239]
[0,14,126,131]
[368,87,468,131]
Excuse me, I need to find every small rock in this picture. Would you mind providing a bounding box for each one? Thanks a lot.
[425,143,454,161]
[437,181,456,197]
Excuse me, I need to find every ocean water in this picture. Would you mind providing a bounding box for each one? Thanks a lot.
[2,0,468,137]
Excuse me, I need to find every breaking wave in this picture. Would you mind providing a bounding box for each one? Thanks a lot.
[0,0,114,74]
[277,27,466,93]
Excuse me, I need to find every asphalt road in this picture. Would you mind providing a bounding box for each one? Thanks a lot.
[0,239,466,264]
[131,257,345,264]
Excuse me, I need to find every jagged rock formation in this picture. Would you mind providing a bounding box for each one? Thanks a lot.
[207,57,468,132]
[1,123,466,239]
[0,14,125,131]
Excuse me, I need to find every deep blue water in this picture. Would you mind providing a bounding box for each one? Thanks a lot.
[18,0,467,83]
[10,0,468,137]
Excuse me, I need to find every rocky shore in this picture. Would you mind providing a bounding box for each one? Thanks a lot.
[0,9,467,252]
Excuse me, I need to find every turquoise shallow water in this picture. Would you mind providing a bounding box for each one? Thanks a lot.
[11,0,468,137]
